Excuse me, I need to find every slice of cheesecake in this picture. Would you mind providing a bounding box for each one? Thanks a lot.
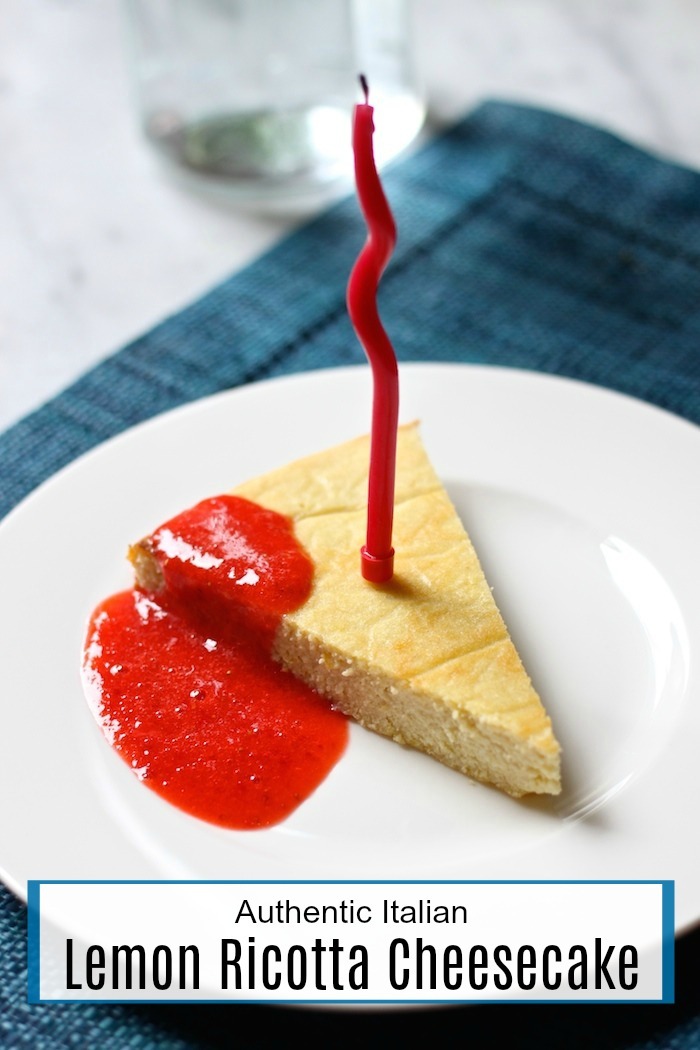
[131,423,561,798]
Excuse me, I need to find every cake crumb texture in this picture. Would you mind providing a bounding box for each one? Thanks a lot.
[235,424,562,797]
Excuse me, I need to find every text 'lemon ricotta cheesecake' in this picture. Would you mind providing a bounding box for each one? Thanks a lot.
[131,423,562,798]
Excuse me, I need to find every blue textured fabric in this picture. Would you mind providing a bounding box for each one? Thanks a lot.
[1,100,698,1045]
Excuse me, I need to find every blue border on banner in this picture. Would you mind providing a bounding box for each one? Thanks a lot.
[661,881,675,1004]
[27,879,674,1006]
[26,881,41,1004]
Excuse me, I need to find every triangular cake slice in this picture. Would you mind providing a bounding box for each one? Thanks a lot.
[235,423,560,797]
[131,424,561,797]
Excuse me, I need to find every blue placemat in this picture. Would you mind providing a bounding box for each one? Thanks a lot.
[1,100,699,1046]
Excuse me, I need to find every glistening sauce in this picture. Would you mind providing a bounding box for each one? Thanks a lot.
[82,496,348,829]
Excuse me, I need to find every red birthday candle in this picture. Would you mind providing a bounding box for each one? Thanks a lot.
[347,75,399,584]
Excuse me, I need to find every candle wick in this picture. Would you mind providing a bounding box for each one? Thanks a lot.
[358,73,369,104]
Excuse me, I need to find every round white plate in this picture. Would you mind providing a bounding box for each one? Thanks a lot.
[1,363,698,939]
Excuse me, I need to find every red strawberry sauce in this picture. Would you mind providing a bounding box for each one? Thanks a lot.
[82,496,348,829]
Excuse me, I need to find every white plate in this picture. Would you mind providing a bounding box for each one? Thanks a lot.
[1,363,699,939]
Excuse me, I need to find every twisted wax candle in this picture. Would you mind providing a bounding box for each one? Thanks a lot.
[346,75,399,584]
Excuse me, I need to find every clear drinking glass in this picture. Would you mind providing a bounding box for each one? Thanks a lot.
[122,0,424,207]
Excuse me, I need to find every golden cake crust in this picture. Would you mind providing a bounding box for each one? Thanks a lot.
[234,423,561,797]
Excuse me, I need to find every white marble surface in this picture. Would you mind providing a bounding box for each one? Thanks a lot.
[2,0,700,433]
